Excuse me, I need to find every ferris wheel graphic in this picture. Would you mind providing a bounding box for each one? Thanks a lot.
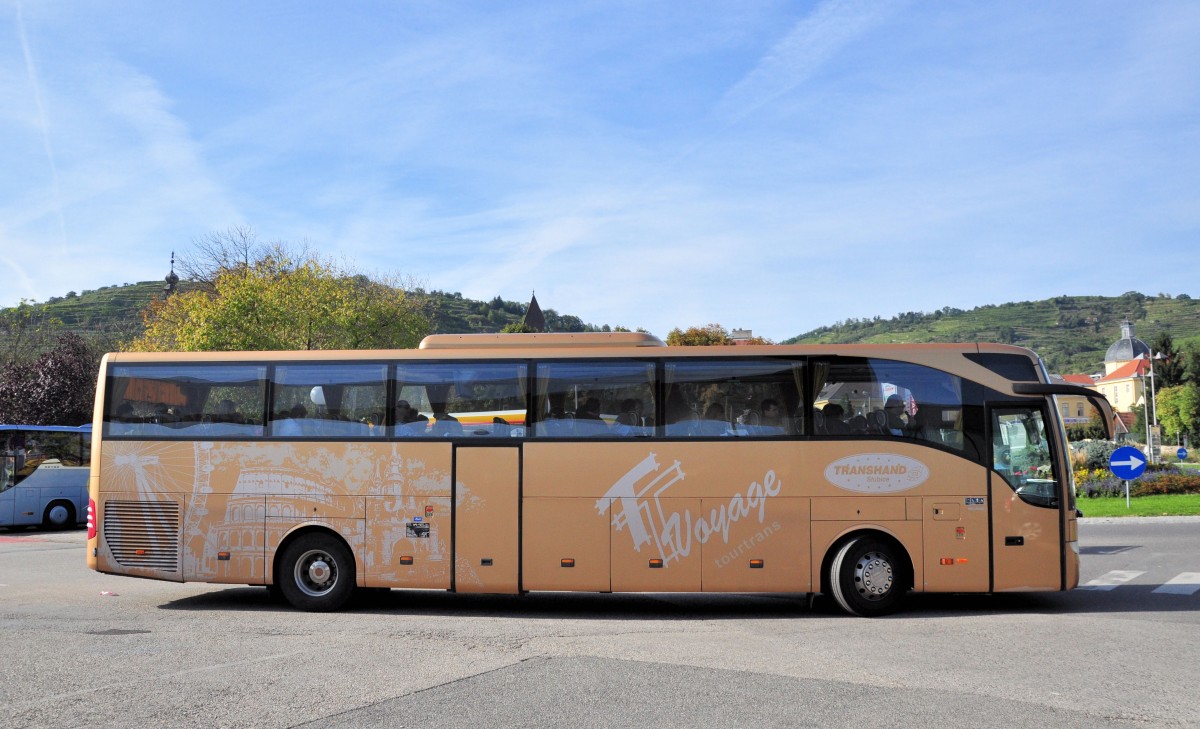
[105,441,198,498]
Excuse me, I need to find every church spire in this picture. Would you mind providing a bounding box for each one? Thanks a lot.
[522,291,546,332]
[163,251,179,297]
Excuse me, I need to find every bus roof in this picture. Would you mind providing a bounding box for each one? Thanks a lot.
[419,332,666,349]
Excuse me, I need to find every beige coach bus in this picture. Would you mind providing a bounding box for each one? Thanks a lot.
[86,333,1112,616]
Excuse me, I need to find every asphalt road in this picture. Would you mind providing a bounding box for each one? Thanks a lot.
[1,518,1197,728]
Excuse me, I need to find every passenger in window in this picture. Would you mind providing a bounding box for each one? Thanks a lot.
[576,397,603,420]
[665,391,698,436]
[394,400,429,435]
[614,398,642,428]
[884,395,910,436]
[822,403,849,434]
[115,402,136,422]
[573,397,610,436]
[217,399,245,424]
[429,402,462,437]
[698,403,728,436]
[760,399,786,433]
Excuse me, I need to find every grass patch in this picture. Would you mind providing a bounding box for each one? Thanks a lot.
[1077,493,1200,518]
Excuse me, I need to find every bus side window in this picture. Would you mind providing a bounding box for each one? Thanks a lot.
[814,357,967,452]
[395,363,528,439]
[270,364,387,438]
[533,361,655,438]
[105,364,268,438]
[665,359,803,438]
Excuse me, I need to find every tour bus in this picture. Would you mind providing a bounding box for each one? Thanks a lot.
[1,424,91,529]
[86,333,1112,616]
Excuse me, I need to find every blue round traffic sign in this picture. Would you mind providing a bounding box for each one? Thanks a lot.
[1109,446,1148,480]
[1179,447,1189,462]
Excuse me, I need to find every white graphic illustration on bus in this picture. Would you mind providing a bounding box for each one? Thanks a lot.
[597,453,781,568]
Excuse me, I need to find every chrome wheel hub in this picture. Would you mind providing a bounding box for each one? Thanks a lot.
[295,550,337,597]
[854,551,894,601]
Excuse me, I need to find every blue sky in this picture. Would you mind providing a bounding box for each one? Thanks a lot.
[2,1,1198,341]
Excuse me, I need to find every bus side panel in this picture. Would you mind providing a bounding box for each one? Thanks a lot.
[96,440,454,589]
[453,447,520,594]
[524,441,810,594]
[611,497,702,592]
[701,497,810,593]
[363,496,452,588]
[523,497,610,591]
[357,441,453,589]
[11,465,89,526]
[184,493,266,583]
[919,497,989,592]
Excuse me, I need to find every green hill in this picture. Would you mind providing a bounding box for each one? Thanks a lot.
[5,281,605,346]
[782,292,1200,373]
[10,285,1200,374]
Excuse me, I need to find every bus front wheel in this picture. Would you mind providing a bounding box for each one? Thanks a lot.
[828,536,907,617]
[42,501,75,530]
[277,533,355,612]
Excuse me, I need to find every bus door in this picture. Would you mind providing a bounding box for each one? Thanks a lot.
[453,444,521,594]
[988,405,1064,591]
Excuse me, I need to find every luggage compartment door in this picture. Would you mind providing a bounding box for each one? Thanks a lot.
[454,446,520,594]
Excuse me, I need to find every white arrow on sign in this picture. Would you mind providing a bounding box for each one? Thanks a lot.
[1111,455,1145,469]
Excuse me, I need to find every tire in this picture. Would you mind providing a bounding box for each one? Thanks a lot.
[827,536,907,617]
[276,533,356,612]
[42,501,75,530]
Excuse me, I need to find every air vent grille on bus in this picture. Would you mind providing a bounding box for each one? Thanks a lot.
[103,500,181,572]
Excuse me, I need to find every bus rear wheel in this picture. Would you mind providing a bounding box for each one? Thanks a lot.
[42,501,75,530]
[828,536,907,617]
[277,533,355,612]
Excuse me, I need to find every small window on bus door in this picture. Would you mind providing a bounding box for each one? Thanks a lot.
[533,361,655,438]
[104,364,268,438]
[664,359,804,437]
[992,407,1059,508]
[269,364,387,438]
[393,363,527,438]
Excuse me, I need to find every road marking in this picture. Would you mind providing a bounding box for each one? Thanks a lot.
[1152,572,1200,596]
[1080,570,1145,590]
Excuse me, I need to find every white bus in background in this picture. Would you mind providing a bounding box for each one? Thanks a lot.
[0,424,91,529]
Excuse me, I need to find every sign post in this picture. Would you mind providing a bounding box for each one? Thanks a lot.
[1179,447,1189,463]
[1109,446,1148,509]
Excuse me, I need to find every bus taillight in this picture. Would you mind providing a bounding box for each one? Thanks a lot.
[87,499,96,540]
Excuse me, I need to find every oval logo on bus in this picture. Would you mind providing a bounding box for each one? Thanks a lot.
[824,454,930,493]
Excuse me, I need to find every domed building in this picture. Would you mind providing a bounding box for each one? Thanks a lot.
[1103,320,1150,375]
[1095,320,1153,413]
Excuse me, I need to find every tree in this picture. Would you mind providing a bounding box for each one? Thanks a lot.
[1130,403,1147,443]
[500,322,537,333]
[1179,337,1200,388]
[0,333,96,425]
[130,244,429,352]
[666,324,774,346]
[1156,384,1200,442]
[0,301,61,370]
[1151,332,1183,388]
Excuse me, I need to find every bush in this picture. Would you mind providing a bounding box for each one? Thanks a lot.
[1082,440,1118,471]
[1075,467,1126,497]
[1075,464,1200,498]
[1131,471,1200,497]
